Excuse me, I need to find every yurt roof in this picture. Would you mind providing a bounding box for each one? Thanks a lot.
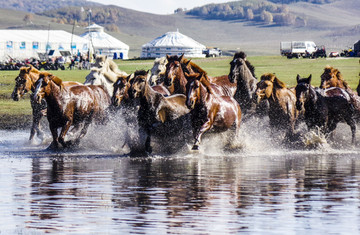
[81,24,129,50]
[0,30,88,44]
[142,31,206,49]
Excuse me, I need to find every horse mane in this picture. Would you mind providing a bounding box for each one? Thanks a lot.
[51,75,63,88]
[198,73,213,94]
[324,65,349,89]
[233,51,256,78]
[184,59,208,76]
[261,73,287,89]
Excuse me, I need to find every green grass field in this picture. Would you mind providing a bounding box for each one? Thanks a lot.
[0,56,359,128]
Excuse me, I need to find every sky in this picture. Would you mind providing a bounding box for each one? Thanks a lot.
[91,0,232,15]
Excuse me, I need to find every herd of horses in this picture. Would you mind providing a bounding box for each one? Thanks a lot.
[10,52,360,154]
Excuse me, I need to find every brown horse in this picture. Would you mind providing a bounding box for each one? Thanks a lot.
[164,54,236,97]
[11,65,81,143]
[33,72,111,150]
[185,72,242,150]
[296,74,356,144]
[228,52,269,116]
[254,73,298,138]
[127,70,190,154]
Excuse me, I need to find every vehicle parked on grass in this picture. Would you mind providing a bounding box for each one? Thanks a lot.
[280,41,317,59]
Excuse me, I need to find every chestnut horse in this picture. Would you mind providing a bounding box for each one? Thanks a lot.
[164,54,236,97]
[33,72,111,150]
[254,73,298,139]
[11,65,81,143]
[185,72,242,150]
[127,70,190,154]
[296,74,356,144]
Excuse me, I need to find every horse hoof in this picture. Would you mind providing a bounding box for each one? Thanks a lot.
[192,145,199,151]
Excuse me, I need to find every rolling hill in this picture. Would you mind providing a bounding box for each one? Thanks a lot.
[0,0,359,58]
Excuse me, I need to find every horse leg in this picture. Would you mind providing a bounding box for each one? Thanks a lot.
[344,116,356,145]
[48,124,59,150]
[58,121,73,148]
[326,120,338,142]
[192,120,213,150]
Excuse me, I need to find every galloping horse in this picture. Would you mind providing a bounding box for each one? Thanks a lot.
[127,70,190,154]
[185,72,242,150]
[295,74,356,144]
[33,72,111,149]
[320,65,360,120]
[254,73,298,138]
[11,65,80,143]
[84,55,128,96]
[229,53,258,114]
[164,54,236,97]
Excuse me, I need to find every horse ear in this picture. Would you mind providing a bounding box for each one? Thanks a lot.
[179,54,184,61]
[184,59,191,66]
[308,75,312,83]
[296,74,301,82]
[166,54,170,61]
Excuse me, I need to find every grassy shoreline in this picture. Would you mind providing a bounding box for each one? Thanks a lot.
[1,56,359,130]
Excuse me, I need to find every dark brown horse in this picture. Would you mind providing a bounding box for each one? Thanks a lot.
[127,70,190,154]
[254,73,298,138]
[33,72,111,149]
[229,52,269,116]
[185,72,242,150]
[11,65,80,143]
[320,65,360,120]
[296,74,356,144]
[164,54,236,97]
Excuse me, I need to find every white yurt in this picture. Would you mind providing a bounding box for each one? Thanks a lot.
[81,24,129,60]
[141,30,206,58]
[0,30,89,60]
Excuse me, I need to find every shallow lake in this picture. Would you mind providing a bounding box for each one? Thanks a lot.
[1,124,360,234]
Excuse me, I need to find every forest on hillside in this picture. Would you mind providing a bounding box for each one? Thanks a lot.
[187,0,309,26]
[0,0,98,13]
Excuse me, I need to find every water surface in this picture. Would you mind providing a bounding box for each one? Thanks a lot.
[1,128,360,234]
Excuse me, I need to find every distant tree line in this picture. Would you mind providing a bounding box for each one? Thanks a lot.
[186,0,312,26]
[0,0,97,13]
[41,7,123,32]
[268,0,336,4]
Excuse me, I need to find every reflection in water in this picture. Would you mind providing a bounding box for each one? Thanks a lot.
[1,129,360,234]
[1,151,360,234]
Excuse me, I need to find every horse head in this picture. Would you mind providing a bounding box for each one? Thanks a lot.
[254,73,275,103]
[229,52,256,84]
[112,74,132,107]
[11,65,39,101]
[185,72,209,109]
[164,54,185,87]
[128,70,149,99]
[295,74,312,111]
[149,57,167,86]
[84,68,102,85]
[320,66,348,89]
[34,72,63,104]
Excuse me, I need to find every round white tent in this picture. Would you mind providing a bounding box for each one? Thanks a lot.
[81,24,129,60]
[141,31,206,58]
[0,30,89,60]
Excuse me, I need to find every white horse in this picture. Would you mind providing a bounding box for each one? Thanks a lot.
[84,55,128,96]
[149,57,167,86]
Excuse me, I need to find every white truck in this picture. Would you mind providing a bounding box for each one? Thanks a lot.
[280,41,317,58]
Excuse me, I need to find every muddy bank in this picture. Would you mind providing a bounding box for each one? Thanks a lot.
[0,114,32,130]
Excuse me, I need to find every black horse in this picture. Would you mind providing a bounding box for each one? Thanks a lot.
[295,74,356,144]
